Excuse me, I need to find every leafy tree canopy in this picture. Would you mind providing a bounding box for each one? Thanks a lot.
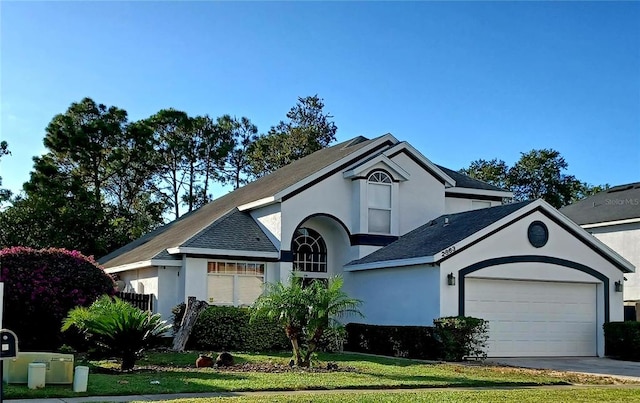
[461,149,608,208]
[248,95,338,178]
[1,95,337,256]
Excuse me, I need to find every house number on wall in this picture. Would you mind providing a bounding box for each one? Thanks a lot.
[441,246,456,258]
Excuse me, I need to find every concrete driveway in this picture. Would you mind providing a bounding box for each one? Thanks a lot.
[486,357,640,381]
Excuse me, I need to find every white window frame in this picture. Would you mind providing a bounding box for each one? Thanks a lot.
[367,171,393,234]
[207,260,265,307]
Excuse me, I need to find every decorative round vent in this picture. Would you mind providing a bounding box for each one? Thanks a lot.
[527,221,548,248]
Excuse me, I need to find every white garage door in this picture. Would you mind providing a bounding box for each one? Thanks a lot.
[465,278,597,357]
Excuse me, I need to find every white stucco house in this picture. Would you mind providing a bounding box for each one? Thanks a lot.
[100,134,634,358]
[560,183,640,303]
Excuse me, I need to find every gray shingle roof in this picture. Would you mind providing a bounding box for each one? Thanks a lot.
[348,200,533,266]
[560,182,640,225]
[436,165,508,192]
[182,209,277,252]
[99,135,381,267]
[100,133,520,269]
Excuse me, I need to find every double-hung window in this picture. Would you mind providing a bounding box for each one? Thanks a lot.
[367,171,392,234]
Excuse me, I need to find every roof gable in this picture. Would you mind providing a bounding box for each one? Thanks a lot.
[384,142,456,187]
[179,209,277,252]
[343,154,410,181]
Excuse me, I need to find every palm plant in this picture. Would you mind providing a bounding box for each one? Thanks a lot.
[62,295,171,371]
[251,276,362,367]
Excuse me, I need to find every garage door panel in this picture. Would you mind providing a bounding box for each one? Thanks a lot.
[465,278,597,357]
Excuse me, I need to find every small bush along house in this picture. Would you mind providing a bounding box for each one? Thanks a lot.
[100,134,634,358]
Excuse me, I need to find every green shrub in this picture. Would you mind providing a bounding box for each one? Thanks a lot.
[62,295,172,370]
[345,323,441,360]
[434,316,489,361]
[317,326,347,353]
[0,247,115,351]
[604,321,640,361]
[345,316,489,361]
[174,305,290,352]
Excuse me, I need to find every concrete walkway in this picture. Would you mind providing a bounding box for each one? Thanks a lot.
[486,357,640,381]
[6,384,640,403]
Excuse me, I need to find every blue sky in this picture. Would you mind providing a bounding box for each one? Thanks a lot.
[2,2,639,198]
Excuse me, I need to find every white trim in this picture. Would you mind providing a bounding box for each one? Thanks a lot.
[167,247,279,259]
[383,142,456,187]
[445,186,513,199]
[435,199,635,273]
[343,155,410,181]
[345,256,435,271]
[274,134,399,201]
[581,217,640,229]
[237,197,277,211]
[103,259,181,274]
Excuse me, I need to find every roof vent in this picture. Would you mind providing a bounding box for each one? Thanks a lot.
[443,217,449,227]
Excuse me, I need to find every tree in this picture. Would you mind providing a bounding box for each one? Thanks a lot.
[220,115,259,189]
[0,155,114,256]
[62,295,171,371]
[251,276,362,367]
[146,109,192,219]
[186,115,234,208]
[248,95,338,178]
[460,159,509,189]
[571,182,610,203]
[508,149,582,208]
[1,98,170,255]
[461,149,605,208]
[0,141,11,202]
[104,120,167,243]
[44,97,128,208]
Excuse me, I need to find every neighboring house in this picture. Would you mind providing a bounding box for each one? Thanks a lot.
[560,183,640,302]
[100,134,634,358]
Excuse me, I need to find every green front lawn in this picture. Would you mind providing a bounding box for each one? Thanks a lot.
[131,388,640,403]
[3,351,636,399]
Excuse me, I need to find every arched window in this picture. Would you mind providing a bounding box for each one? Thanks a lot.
[367,171,392,233]
[368,171,392,184]
[293,228,327,273]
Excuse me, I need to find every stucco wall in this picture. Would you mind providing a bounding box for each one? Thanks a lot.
[439,210,628,357]
[390,153,445,234]
[184,257,208,302]
[250,204,282,249]
[281,172,354,250]
[445,197,501,214]
[587,222,640,301]
[280,151,448,266]
[344,265,440,326]
[157,265,182,321]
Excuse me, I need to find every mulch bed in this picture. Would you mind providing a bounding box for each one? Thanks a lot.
[93,362,357,375]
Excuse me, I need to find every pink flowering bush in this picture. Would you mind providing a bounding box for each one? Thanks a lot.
[0,247,115,351]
